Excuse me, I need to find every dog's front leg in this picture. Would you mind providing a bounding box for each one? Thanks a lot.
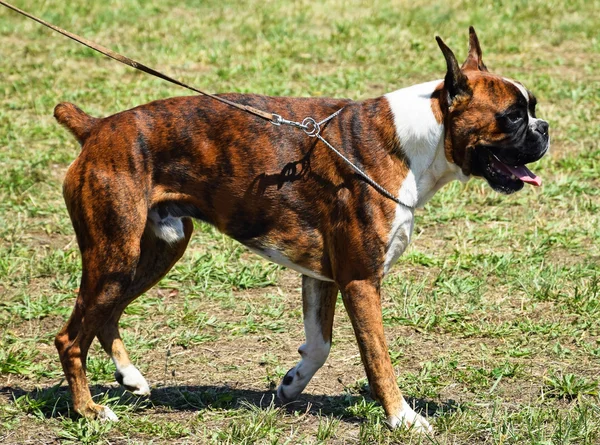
[277,275,338,402]
[341,280,432,433]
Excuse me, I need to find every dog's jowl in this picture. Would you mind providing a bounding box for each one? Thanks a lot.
[54,28,548,432]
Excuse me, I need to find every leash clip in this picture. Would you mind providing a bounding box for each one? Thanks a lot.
[270,113,283,126]
[270,113,303,129]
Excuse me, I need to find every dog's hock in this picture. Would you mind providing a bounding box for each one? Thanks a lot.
[297,341,329,366]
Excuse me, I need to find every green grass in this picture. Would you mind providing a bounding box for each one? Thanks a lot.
[1,0,599,443]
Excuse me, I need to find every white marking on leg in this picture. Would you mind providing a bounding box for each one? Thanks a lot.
[113,363,150,396]
[97,405,119,422]
[278,278,331,402]
[386,398,433,433]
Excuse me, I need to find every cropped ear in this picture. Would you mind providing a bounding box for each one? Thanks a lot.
[436,35,472,107]
[461,26,488,72]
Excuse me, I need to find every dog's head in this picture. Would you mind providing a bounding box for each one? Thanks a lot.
[437,27,549,194]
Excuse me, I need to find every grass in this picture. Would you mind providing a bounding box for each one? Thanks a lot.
[0,0,599,443]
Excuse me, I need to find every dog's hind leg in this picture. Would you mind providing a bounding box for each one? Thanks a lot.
[96,218,193,396]
[56,164,165,421]
[277,276,338,403]
[55,227,145,420]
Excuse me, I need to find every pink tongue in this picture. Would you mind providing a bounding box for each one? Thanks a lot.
[500,164,542,186]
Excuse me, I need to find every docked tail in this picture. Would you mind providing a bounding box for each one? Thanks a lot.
[54,102,97,145]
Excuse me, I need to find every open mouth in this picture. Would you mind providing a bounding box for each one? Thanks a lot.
[474,148,542,194]
[491,154,541,186]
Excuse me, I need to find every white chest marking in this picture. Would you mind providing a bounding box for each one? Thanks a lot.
[382,80,467,273]
[383,177,415,275]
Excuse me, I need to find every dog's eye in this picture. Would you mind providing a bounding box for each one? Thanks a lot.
[504,111,524,125]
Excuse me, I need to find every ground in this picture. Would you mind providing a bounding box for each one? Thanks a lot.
[0,0,599,443]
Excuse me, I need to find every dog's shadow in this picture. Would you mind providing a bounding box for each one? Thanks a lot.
[0,383,459,423]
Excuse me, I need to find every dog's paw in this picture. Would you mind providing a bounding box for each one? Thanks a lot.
[277,367,309,403]
[97,405,119,422]
[79,401,119,422]
[386,402,433,434]
[277,344,330,404]
[115,365,150,396]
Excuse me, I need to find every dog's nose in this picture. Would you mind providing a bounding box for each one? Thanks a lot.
[535,120,549,136]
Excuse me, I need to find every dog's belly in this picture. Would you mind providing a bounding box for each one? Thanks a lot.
[247,247,334,282]
[148,207,333,281]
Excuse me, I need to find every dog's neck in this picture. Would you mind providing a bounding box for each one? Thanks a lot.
[385,79,467,208]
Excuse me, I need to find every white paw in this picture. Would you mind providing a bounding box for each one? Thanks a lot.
[97,405,119,422]
[386,402,433,434]
[277,365,314,403]
[277,343,330,403]
[115,365,151,396]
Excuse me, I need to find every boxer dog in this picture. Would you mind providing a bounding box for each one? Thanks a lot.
[54,28,548,432]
